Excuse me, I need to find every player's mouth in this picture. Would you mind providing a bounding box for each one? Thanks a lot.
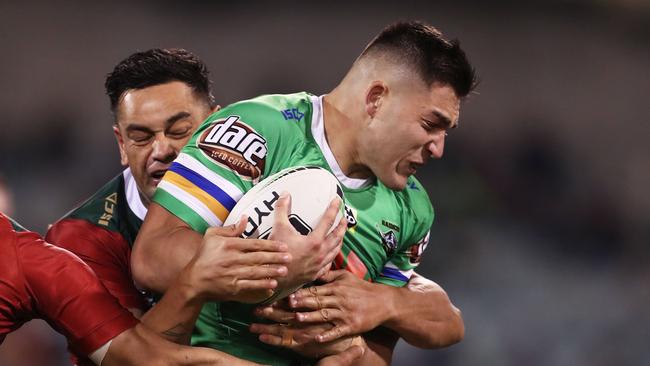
[149,169,168,185]
[407,162,423,175]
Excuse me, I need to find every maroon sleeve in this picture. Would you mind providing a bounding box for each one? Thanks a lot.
[46,218,147,312]
[17,232,138,356]
[0,217,31,341]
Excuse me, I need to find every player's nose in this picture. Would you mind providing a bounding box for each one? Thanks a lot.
[151,136,177,162]
[427,131,446,159]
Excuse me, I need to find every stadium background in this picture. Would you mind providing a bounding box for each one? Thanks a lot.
[0,1,648,365]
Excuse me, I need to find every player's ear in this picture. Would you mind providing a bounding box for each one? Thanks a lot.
[365,82,387,119]
[112,124,129,166]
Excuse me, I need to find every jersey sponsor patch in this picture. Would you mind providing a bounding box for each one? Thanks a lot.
[407,231,430,264]
[197,116,267,181]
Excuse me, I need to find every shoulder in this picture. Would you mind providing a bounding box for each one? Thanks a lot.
[200,92,313,137]
[397,176,434,221]
[391,177,434,244]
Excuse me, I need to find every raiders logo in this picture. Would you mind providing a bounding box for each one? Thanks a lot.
[380,229,398,255]
[198,116,267,181]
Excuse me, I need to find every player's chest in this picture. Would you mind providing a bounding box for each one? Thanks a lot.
[339,190,405,278]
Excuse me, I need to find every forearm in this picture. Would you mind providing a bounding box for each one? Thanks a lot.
[104,324,260,366]
[140,266,203,344]
[381,276,464,349]
[132,203,203,292]
[353,328,397,366]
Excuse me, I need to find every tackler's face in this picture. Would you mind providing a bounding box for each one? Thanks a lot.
[113,81,213,203]
[360,81,460,190]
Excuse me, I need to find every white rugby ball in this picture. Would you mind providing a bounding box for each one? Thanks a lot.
[223,166,344,303]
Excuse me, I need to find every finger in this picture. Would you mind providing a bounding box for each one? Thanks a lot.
[254,306,298,323]
[258,333,284,346]
[235,251,292,266]
[317,269,350,284]
[231,238,289,254]
[291,286,335,303]
[316,345,364,366]
[323,217,347,252]
[234,279,278,291]
[316,324,353,343]
[206,215,248,238]
[311,198,341,237]
[316,218,347,268]
[272,191,292,227]
[290,295,340,311]
[249,323,289,337]
[315,264,333,281]
[234,265,288,280]
[295,309,344,323]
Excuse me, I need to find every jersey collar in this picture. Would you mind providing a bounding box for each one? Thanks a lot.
[310,95,371,189]
[123,168,148,221]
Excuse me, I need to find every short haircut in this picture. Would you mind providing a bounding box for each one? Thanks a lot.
[105,48,216,116]
[359,21,477,98]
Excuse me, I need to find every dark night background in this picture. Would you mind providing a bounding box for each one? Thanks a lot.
[1,1,648,365]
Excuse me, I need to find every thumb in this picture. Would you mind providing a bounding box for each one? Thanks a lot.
[318,269,349,283]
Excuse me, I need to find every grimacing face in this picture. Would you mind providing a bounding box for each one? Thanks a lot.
[359,81,460,190]
[113,81,214,203]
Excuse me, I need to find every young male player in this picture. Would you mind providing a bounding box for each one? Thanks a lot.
[133,21,476,365]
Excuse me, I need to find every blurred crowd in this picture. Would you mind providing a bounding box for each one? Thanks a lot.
[0,1,648,365]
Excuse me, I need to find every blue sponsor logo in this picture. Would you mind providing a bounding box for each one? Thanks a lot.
[407,181,419,190]
[280,108,305,122]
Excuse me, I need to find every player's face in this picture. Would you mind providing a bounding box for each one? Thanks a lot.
[361,82,460,190]
[113,81,214,204]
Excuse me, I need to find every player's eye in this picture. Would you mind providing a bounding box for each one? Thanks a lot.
[129,132,153,145]
[421,119,436,132]
[167,127,192,138]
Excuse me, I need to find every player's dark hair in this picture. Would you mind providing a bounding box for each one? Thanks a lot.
[360,21,477,97]
[105,48,216,115]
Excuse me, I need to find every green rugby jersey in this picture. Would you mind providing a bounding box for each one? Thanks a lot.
[154,92,434,365]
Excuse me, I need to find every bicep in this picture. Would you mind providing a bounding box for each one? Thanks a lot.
[131,202,202,292]
[22,240,137,356]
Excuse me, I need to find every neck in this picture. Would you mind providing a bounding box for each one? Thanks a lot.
[322,91,373,179]
[139,190,151,209]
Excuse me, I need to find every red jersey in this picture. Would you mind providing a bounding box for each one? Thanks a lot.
[46,169,149,365]
[0,213,138,357]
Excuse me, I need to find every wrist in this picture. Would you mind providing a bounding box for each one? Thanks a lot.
[175,264,203,304]
[378,284,401,328]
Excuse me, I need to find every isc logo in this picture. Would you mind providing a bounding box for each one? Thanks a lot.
[198,116,267,180]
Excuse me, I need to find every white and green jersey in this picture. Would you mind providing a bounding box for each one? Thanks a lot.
[154,92,434,365]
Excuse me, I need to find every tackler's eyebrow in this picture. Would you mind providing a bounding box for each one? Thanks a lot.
[166,111,192,126]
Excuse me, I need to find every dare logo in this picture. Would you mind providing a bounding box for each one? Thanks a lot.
[198,116,267,181]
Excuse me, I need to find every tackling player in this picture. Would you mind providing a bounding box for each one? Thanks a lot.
[0,212,264,365]
[46,48,342,365]
[133,21,476,365]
